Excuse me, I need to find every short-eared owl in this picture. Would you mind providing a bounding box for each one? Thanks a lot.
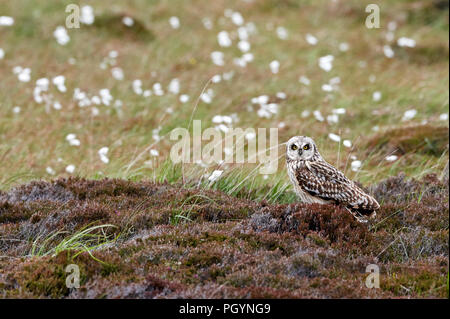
[286,136,379,222]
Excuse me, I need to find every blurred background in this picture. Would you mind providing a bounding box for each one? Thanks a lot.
[0,0,448,196]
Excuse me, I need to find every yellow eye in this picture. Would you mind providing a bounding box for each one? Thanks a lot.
[291,144,298,151]
[303,144,310,150]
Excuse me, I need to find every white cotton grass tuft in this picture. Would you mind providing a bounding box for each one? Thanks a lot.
[301,110,310,118]
[53,26,70,45]
[238,27,249,40]
[322,76,341,92]
[15,67,31,82]
[242,52,254,62]
[299,75,310,86]
[237,40,250,53]
[153,83,164,96]
[179,94,190,103]
[208,170,223,182]
[215,124,229,133]
[168,78,180,94]
[122,16,134,27]
[0,16,14,26]
[439,113,449,121]
[372,91,382,102]
[152,127,162,141]
[385,155,398,162]
[402,109,417,121]
[202,17,213,30]
[169,16,180,29]
[245,131,256,140]
[212,115,233,124]
[149,149,159,157]
[318,55,334,72]
[91,107,99,116]
[321,84,333,92]
[211,51,225,66]
[313,110,324,122]
[332,108,346,115]
[111,67,124,80]
[53,75,67,92]
[231,11,244,26]
[305,34,318,45]
[276,92,286,99]
[66,133,80,146]
[99,88,113,105]
[80,5,95,25]
[0,48,4,59]
[200,91,213,104]
[276,26,288,40]
[327,114,339,124]
[53,101,62,110]
[343,140,352,148]
[397,37,416,48]
[13,106,21,114]
[205,89,215,102]
[218,31,232,47]
[98,147,109,164]
[339,42,349,52]
[269,60,280,74]
[351,160,362,172]
[132,79,143,95]
[222,71,234,81]
[211,74,222,83]
[252,95,278,119]
[109,50,118,59]
[383,45,395,58]
[46,167,56,175]
[328,133,341,142]
[65,164,76,174]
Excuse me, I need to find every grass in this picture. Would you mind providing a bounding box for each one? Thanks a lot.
[0,0,448,190]
[29,224,119,263]
[0,0,448,299]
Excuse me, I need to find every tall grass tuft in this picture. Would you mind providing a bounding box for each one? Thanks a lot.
[30,224,119,263]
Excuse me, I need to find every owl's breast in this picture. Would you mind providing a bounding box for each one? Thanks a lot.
[286,161,330,205]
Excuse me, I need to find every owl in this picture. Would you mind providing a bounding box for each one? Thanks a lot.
[286,136,379,222]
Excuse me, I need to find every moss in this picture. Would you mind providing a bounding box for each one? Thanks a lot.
[18,254,71,298]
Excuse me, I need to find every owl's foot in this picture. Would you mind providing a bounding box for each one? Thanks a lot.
[344,207,369,223]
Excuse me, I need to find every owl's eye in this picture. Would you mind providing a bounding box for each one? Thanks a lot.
[303,144,310,150]
[291,144,298,151]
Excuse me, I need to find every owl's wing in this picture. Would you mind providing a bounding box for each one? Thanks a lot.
[295,162,352,203]
[295,161,379,212]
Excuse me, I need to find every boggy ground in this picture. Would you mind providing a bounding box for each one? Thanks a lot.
[0,174,448,298]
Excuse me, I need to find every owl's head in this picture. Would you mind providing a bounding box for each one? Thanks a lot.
[286,136,320,161]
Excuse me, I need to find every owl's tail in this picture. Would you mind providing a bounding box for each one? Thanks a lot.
[347,193,379,222]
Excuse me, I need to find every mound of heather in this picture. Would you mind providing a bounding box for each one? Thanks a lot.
[0,175,448,298]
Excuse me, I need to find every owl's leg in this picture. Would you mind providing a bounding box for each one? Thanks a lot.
[344,207,368,223]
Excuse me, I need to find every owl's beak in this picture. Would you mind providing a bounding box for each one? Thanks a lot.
[298,149,303,156]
